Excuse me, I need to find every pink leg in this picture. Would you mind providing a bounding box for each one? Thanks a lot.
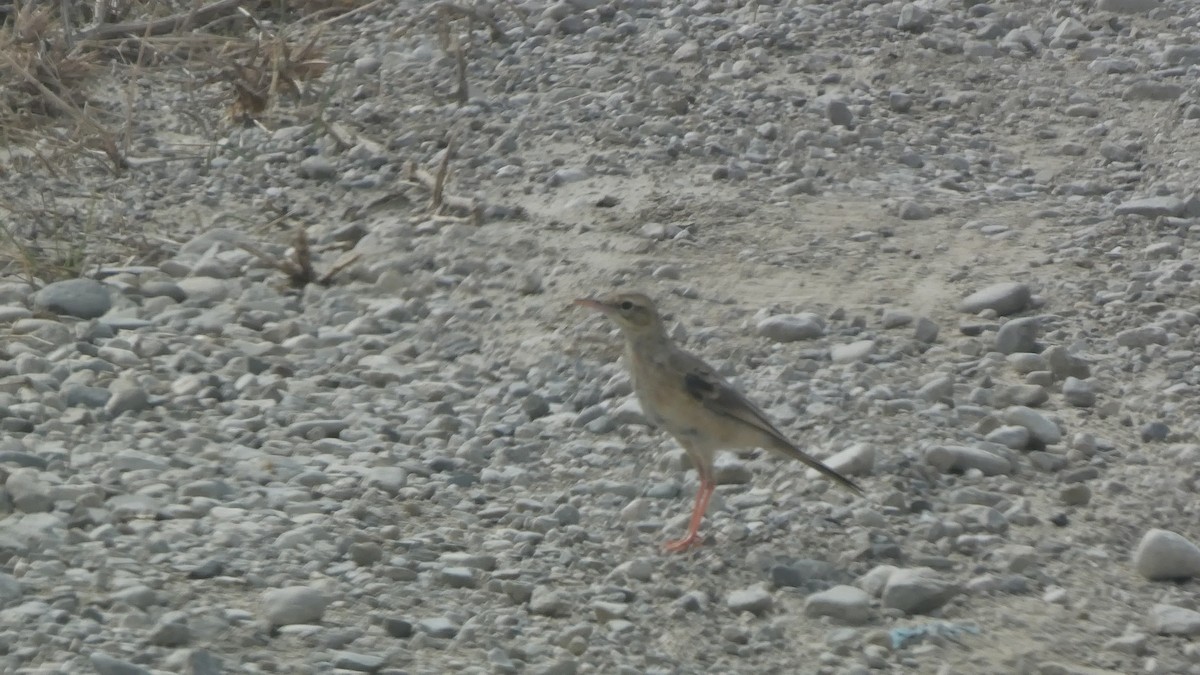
[664,478,715,553]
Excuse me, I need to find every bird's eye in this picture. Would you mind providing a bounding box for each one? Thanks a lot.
[619,301,634,311]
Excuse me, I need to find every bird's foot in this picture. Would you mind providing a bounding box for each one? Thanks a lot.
[663,533,704,553]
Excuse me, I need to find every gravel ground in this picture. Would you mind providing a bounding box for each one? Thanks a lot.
[3,0,1200,673]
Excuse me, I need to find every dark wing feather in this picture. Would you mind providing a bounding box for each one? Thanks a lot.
[676,350,864,496]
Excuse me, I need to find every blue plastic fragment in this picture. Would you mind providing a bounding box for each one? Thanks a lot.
[890,621,981,650]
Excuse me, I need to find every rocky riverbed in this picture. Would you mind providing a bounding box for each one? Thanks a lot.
[2,0,1200,673]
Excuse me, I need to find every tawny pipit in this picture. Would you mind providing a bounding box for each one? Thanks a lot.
[576,291,863,552]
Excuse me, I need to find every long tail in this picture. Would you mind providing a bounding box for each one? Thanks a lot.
[770,439,864,496]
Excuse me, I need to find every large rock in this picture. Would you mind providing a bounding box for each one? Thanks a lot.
[32,279,112,319]
[881,568,960,614]
[260,586,327,626]
[1147,604,1200,636]
[1133,529,1200,580]
[958,282,1030,317]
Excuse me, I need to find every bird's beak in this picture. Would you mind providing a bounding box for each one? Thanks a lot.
[574,297,609,313]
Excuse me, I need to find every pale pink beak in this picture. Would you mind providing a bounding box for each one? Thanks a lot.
[573,298,609,313]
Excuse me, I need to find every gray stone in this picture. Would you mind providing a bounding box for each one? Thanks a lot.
[5,470,52,513]
[1133,529,1200,580]
[1003,407,1061,446]
[148,610,191,647]
[331,651,385,672]
[261,586,327,626]
[727,585,773,615]
[806,443,875,480]
[958,282,1030,316]
[914,317,939,343]
[417,617,459,638]
[90,653,152,675]
[898,201,933,220]
[63,385,111,408]
[1114,196,1185,218]
[804,585,871,624]
[826,99,854,128]
[1059,484,1091,506]
[756,313,824,342]
[1148,604,1200,636]
[1062,377,1096,407]
[985,425,1030,450]
[881,568,960,614]
[714,455,752,485]
[529,586,570,617]
[925,445,1011,476]
[105,380,150,417]
[830,340,875,364]
[995,316,1040,354]
[32,279,112,319]
[1096,0,1159,12]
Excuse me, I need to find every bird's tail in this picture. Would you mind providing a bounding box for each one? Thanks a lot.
[770,439,864,496]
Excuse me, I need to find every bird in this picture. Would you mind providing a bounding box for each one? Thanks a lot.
[575,291,864,552]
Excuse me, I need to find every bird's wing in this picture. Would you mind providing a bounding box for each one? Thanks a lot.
[672,348,864,496]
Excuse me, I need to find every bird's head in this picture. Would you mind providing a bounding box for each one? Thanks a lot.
[574,291,665,338]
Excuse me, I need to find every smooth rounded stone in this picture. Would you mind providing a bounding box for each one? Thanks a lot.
[1115,325,1168,348]
[261,586,327,627]
[1140,421,1169,443]
[897,201,933,221]
[958,282,1030,317]
[6,470,53,513]
[417,617,460,638]
[1114,196,1185,218]
[1007,353,1047,374]
[713,456,751,485]
[175,277,238,305]
[362,467,406,496]
[916,374,953,404]
[881,309,913,328]
[89,652,152,675]
[1059,484,1091,506]
[771,560,839,588]
[1133,529,1200,581]
[529,586,570,617]
[1104,632,1148,655]
[1003,407,1061,446]
[0,305,32,322]
[32,278,112,319]
[148,610,191,647]
[105,380,150,417]
[1061,377,1096,407]
[756,313,824,342]
[727,585,773,616]
[331,651,385,672]
[440,566,478,589]
[298,155,337,180]
[826,99,854,128]
[805,443,875,481]
[994,317,1039,354]
[881,568,959,615]
[985,425,1029,450]
[914,317,939,343]
[831,340,876,364]
[925,445,1011,476]
[804,585,871,625]
[1148,604,1200,636]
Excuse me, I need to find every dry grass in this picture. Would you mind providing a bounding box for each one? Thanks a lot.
[0,0,357,284]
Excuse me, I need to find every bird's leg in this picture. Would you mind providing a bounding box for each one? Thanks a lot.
[664,473,714,553]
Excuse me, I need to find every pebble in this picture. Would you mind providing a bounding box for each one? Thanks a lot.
[32,278,112,318]
[958,283,1031,317]
[994,317,1039,354]
[881,568,960,614]
[925,445,1012,476]
[1061,377,1096,407]
[1132,529,1200,580]
[1148,604,1200,637]
[261,586,327,627]
[1114,196,1185,218]
[1003,407,1061,446]
[804,585,871,624]
[727,585,773,616]
[830,340,876,364]
[756,314,825,342]
[806,443,875,480]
